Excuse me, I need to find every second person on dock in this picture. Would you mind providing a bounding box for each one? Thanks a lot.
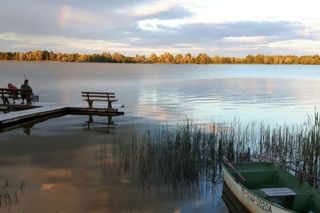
[20,79,33,105]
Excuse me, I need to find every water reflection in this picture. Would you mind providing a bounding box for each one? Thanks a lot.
[0,180,26,211]
[135,78,320,123]
[21,122,35,136]
[0,115,228,212]
[2,62,320,123]
[2,63,320,211]
[83,115,115,134]
[4,111,320,212]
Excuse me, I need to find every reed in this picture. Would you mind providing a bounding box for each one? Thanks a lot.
[114,112,320,191]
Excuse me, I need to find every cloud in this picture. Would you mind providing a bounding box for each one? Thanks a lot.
[141,6,193,20]
[0,1,320,56]
[131,21,303,47]
[0,33,130,53]
[266,39,320,55]
[0,32,200,55]
[0,19,309,56]
[0,1,59,36]
[131,0,189,17]
[223,36,268,44]
[38,0,155,10]
[0,1,144,37]
[58,5,100,28]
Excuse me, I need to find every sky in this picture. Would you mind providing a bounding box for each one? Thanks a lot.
[0,0,320,56]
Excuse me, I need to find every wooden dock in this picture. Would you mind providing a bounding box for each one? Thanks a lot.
[0,104,124,130]
[0,104,39,112]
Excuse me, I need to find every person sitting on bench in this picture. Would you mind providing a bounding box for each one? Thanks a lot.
[20,79,33,105]
[7,83,18,99]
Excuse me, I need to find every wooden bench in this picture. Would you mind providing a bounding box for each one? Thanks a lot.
[81,91,118,110]
[1,88,22,104]
[0,88,35,105]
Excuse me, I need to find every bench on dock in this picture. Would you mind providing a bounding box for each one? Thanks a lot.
[81,91,118,110]
[0,88,33,105]
[1,88,18,104]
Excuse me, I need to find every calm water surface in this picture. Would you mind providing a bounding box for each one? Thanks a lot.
[1,62,320,212]
[1,62,320,123]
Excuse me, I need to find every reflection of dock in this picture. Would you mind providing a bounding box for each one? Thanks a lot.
[0,104,124,130]
[68,107,122,116]
[83,114,116,134]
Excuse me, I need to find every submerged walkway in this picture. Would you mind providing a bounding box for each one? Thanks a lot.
[0,103,124,130]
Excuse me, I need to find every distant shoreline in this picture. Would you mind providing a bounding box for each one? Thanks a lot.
[1,50,320,65]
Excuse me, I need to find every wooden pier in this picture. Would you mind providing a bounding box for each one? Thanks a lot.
[0,104,124,130]
[0,104,39,112]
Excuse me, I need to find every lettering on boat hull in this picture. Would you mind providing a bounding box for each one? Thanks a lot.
[241,186,272,213]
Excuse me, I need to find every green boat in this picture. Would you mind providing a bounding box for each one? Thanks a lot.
[222,156,320,213]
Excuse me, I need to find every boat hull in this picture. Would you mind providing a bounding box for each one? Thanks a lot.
[222,165,293,213]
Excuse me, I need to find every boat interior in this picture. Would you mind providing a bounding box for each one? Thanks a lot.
[230,162,320,213]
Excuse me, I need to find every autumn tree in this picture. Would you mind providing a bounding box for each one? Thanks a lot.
[1,50,320,65]
[211,55,221,64]
[184,53,193,64]
[134,55,147,63]
[158,52,174,64]
[196,53,211,64]
[174,54,184,64]
[102,52,112,62]
[111,52,125,63]
[147,53,158,63]
[245,55,254,64]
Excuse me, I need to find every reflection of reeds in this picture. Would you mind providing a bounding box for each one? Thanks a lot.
[0,180,26,209]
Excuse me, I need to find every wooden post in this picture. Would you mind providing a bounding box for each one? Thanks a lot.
[88,100,93,108]
[107,115,112,125]
[107,94,112,109]
[86,93,93,108]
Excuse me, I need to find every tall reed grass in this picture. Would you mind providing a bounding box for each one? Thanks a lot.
[114,112,320,190]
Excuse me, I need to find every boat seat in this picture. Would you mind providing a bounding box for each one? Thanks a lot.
[260,187,296,197]
[251,187,319,212]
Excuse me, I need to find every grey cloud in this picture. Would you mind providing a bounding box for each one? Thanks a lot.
[34,0,154,10]
[0,19,307,56]
[0,1,303,43]
[0,0,315,56]
[0,0,149,38]
[0,1,61,35]
[167,21,302,41]
[123,21,304,47]
[107,21,307,55]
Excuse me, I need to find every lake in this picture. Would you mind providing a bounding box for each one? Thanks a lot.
[1,61,320,212]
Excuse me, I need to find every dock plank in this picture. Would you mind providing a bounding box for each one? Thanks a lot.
[0,104,68,127]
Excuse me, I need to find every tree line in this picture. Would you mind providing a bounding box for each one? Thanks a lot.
[1,50,320,64]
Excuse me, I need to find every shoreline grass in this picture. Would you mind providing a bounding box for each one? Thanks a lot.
[112,112,320,191]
